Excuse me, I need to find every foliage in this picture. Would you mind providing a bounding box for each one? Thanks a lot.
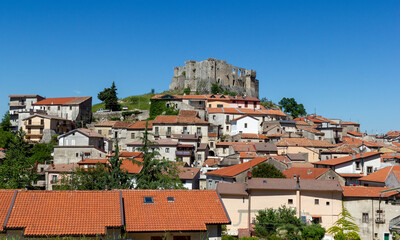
[122,110,142,117]
[278,97,306,118]
[184,87,191,95]
[239,238,258,240]
[134,122,184,189]
[29,140,56,164]
[222,236,237,240]
[149,100,179,120]
[0,113,13,149]
[106,142,133,189]
[211,83,224,94]
[0,129,37,189]
[151,88,155,94]
[328,202,360,240]
[98,81,121,111]
[0,113,11,131]
[251,163,286,178]
[260,97,280,110]
[302,224,326,240]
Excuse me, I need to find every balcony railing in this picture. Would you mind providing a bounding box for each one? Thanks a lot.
[9,102,26,107]
[376,217,385,224]
[176,150,192,156]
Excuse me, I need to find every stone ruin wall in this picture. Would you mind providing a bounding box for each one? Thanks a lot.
[169,58,259,98]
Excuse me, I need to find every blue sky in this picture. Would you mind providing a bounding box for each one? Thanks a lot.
[1,0,399,134]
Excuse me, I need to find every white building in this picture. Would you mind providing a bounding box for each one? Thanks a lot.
[230,115,259,136]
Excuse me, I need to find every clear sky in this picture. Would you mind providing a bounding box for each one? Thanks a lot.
[1,0,399,134]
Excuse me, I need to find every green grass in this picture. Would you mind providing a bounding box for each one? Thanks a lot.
[92,90,184,112]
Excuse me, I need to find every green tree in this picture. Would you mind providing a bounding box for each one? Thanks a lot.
[98,81,121,111]
[29,136,57,164]
[278,97,306,118]
[134,122,184,189]
[327,202,360,240]
[260,97,280,110]
[0,113,11,131]
[302,224,326,240]
[57,163,109,190]
[0,129,37,189]
[184,87,191,95]
[0,113,13,149]
[251,163,286,178]
[211,83,223,94]
[107,142,133,189]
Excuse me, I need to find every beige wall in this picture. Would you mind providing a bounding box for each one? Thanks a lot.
[220,195,249,235]
[278,146,319,162]
[23,116,72,142]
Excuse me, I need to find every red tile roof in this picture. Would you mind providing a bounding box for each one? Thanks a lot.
[203,158,221,167]
[178,166,200,180]
[207,107,285,117]
[347,131,363,137]
[94,121,118,127]
[241,133,268,139]
[127,120,153,130]
[112,121,134,129]
[240,152,258,158]
[122,190,230,232]
[341,136,381,148]
[341,121,360,126]
[206,157,267,178]
[153,115,209,125]
[76,128,105,138]
[342,186,398,198]
[208,133,217,137]
[77,159,108,165]
[233,144,256,152]
[283,168,330,179]
[313,152,381,166]
[358,166,400,183]
[178,110,198,117]
[121,158,143,174]
[297,126,324,135]
[338,173,364,178]
[33,97,91,106]
[321,143,357,154]
[0,190,16,232]
[277,138,335,148]
[386,131,400,137]
[6,191,122,236]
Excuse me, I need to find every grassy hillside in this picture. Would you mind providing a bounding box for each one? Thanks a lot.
[92,90,184,112]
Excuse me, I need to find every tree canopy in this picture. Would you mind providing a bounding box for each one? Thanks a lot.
[327,202,360,240]
[278,97,306,118]
[251,163,286,178]
[260,97,280,110]
[98,81,121,111]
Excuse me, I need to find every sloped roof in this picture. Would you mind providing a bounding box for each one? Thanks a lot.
[112,121,134,129]
[127,120,153,130]
[77,128,105,138]
[247,178,343,192]
[207,107,286,117]
[94,121,118,127]
[358,166,400,183]
[313,152,381,166]
[178,166,200,180]
[122,190,230,232]
[217,182,248,196]
[254,142,277,152]
[241,133,268,139]
[178,110,198,117]
[283,168,330,179]
[206,157,267,178]
[341,136,381,148]
[386,131,400,137]
[297,126,324,135]
[23,114,70,121]
[45,163,78,173]
[203,158,221,167]
[277,138,335,148]
[341,121,360,126]
[233,144,256,152]
[0,190,16,232]
[127,139,178,146]
[240,152,257,159]
[121,158,143,174]
[33,97,91,106]
[321,143,357,154]
[342,186,398,198]
[347,131,363,137]
[5,191,122,236]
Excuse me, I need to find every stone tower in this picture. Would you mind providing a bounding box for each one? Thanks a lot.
[169,58,259,98]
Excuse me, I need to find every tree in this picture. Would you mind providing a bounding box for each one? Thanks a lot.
[251,163,286,178]
[107,142,133,189]
[0,112,13,149]
[184,87,191,95]
[0,129,37,189]
[260,97,280,110]
[211,83,223,94]
[98,81,121,111]
[278,97,306,118]
[0,113,11,131]
[29,136,57,164]
[302,223,326,240]
[327,202,360,240]
[134,122,184,189]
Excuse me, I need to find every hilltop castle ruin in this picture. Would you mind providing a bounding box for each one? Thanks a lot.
[169,58,259,98]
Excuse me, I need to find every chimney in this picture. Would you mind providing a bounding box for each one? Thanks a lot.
[296,175,300,189]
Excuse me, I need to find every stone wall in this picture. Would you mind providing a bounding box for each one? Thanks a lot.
[92,110,149,122]
[170,58,259,98]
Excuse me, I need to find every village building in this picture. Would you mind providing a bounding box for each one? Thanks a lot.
[358,166,400,187]
[276,138,335,162]
[282,167,345,185]
[127,139,178,162]
[340,121,361,136]
[8,94,45,131]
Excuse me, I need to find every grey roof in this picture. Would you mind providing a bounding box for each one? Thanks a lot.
[287,153,306,162]
[197,143,209,151]
[217,182,248,196]
[247,178,343,192]
[23,114,70,121]
[254,142,277,152]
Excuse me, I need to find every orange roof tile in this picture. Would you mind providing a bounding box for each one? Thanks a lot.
[358,166,400,183]
[277,138,335,148]
[240,152,258,158]
[295,120,311,126]
[122,190,230,232]
[94,121,117,127]
[341,121,360,126]
[77,159,108,165]
[6,191,122,236]
[321,143,357,154]
[347,131,363,137]
[393,142,400,148]
[182,95,207,100]
[263,109,286,117]
[127,120,153,130]
[0,190,16,232]
[178,166,201,180]
[121,158,143,174]
[203,158,221,167]
[313,152,381,166]
[241,133,268,139]
[338,173,364,178]
[112,121,134,129]
[216,141,252,146]
[33,97,91,106]
[208,133,217,137]
[341,136,381,148]
[297,126,324,135]
[206,157,267,178]
[283,168,330,180]
[178,110,198,117]
[342,186,398,198]
[386,131,400,137]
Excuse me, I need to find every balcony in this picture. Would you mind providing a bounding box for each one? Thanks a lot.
[176,150,192,156]
[9,102,26,107]
[25,123,44,127]
[154,132,160,137]
[376,217,385,224]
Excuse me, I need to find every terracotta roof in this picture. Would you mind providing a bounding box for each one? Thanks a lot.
[217,182,248,196]
[107,151,144,158]
[386,131,400,137]
[94,121,117,127]
[76,128,105,138]
[127,120,153,130]
[206,157,267,178]
[295,120,311,126]
[122,190,230,232]
[393,142,400,148]
[178,110,198,117]
[270,155,291,164]
[0,190,16,232]
[33,97,91,106]
[338,173,364,178]
[216,141,252,147]
[254,142,277,152]
[347,131,363,137]
[321,143,357,154]
[291,162,314,168]
[112,121,134,129]
[231,115,258,122]
[240,152,257,159]
[77,159,108,165]
[203,158,221,167]
[45,163,78,173]
[121,158,143,174]
[342,186,398,198]
[208,133,217,137]
[241,133,268,139]
[247,178,343,192]
[153,115,209,125]
[341,121,360,126]
[264,109,286,117]
[297,126,324,135]
[313,152,381,166]
[286,153,306,161]
[277,138,335,148]
[5,191,122,236]
[233,144,256,152]
[341,136,381,148]
[182,95,207,100]
[178,166,200,180]
[283,168,330,179]
[358,166,400,183]
[151,94,183,100]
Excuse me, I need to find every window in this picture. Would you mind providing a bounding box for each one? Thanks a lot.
[108,130,112,135]
[197,127,201,135]
[355,161,361,170]
[76,153,79,157]
[209,104,211,107]
[167,127,172,136]
[210,142,214,148]
[288,199,293,205]
[362,213,369,223]
[98,130,102,134]
[58,106,60,110]
[217,104,223,108]
[226,126,229,131]
[155,127,159,135]
[167,197,175,202]
[212,115,216,120]
[367,166,373,174]
[326,201,330,206]
[165,148,170,153]
[245,101,248,107]
[28,119,32,125]
[69,106,72,110]
[144,196,154,203]
[315,199,319,205]
[131,133,135,139]
[198,154,202,160]
[51,175,58,183]
[40,119,44,125]
[244,123,248,128]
